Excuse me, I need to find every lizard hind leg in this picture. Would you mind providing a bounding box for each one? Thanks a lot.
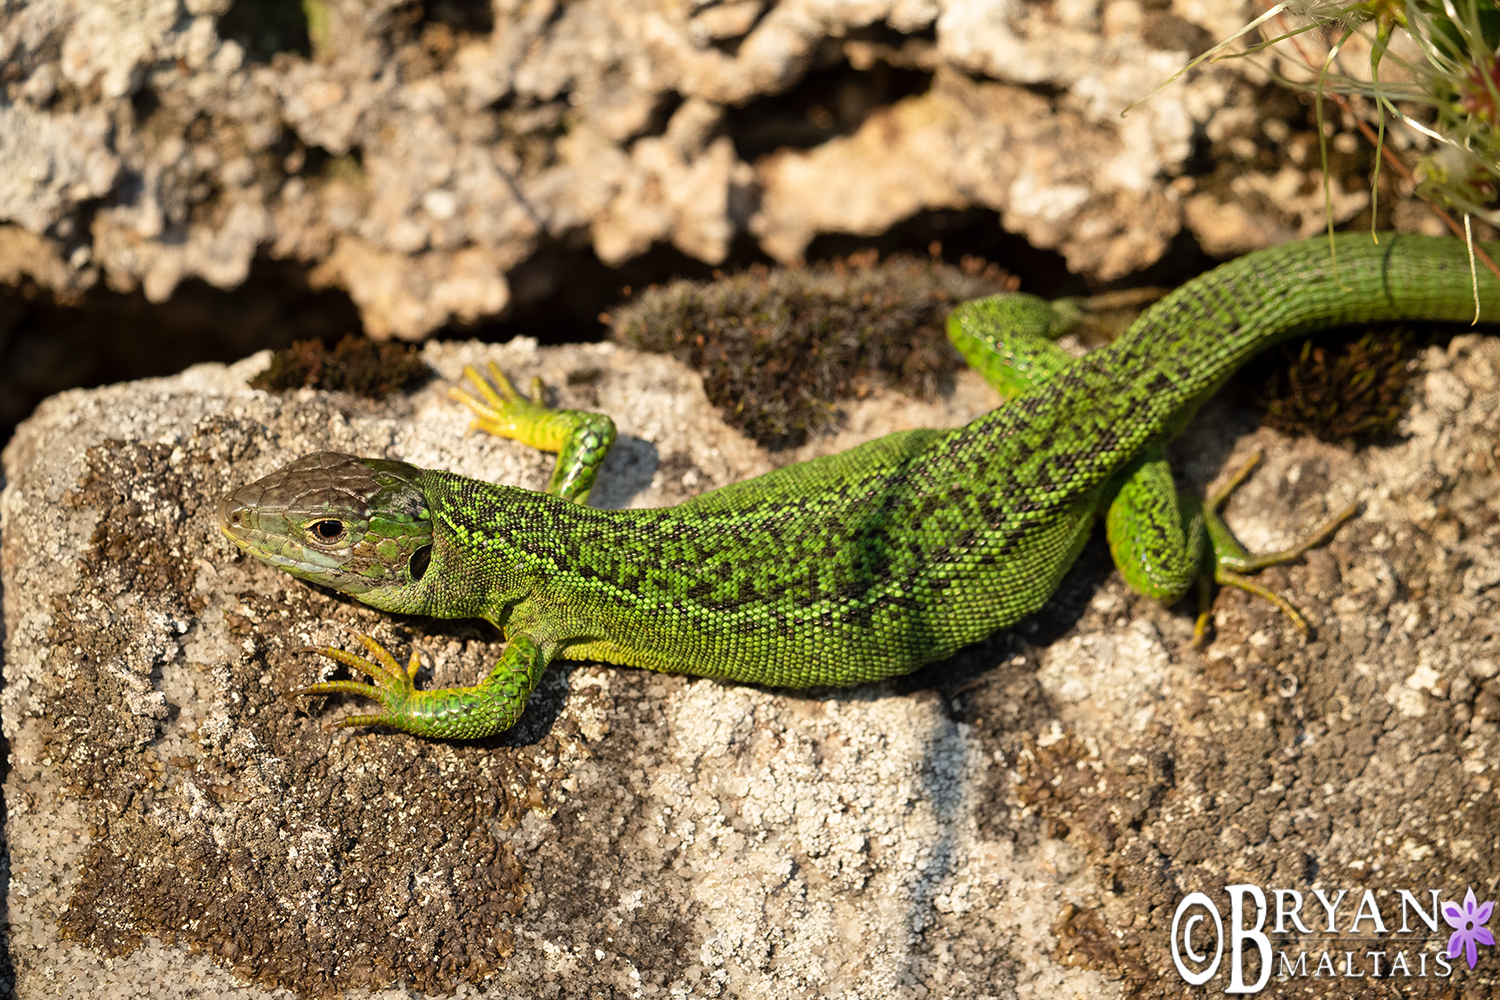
[945,293,1079,400]
[946,288,1167,401]
[1196,450,1359,646]
[1104,446,1208,611]
[1102,448,1356,647]
[449,361,616,504]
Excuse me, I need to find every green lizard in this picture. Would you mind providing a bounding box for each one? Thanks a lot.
[218,234,1497,740]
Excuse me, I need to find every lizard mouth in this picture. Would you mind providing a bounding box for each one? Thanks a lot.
[217,495,250,545]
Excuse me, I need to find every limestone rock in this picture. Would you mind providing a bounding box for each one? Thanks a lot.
[0,0,1320,338]
[4,333,1499,997]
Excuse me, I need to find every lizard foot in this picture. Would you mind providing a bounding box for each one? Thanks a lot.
[292,632,547,739]
[447,360,615,504]
[291,633,423,732]
[1193,450,1360,648]
[449,361,556,444]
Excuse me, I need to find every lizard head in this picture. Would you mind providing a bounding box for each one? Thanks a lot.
[218,452,435,611]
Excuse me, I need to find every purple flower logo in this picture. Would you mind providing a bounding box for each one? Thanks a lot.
[1442,888,1495,970]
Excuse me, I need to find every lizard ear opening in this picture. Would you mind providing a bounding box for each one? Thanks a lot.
[409,545,432,582]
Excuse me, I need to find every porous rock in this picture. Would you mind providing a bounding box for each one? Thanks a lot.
[4,330,1499,997]
[0,0,1343,340]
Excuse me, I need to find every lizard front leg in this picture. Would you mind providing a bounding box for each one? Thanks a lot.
[450,362,616,504]
[293,632,550,739]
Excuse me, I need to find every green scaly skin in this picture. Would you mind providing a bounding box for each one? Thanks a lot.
[218,235,1498,739]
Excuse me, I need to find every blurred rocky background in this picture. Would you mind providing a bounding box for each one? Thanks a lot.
[0,0,1449,445]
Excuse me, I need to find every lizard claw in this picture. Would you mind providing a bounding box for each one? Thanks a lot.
[1200,450,1361,642]
[290,632,547,739]
[448,362,553,439]
[291,633,422,731]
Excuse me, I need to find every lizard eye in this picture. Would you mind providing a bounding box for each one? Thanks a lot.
[308,519,347,543]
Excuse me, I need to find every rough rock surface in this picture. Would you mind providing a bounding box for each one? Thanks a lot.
[4,330,1499,998]
[0,0,1418,342]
